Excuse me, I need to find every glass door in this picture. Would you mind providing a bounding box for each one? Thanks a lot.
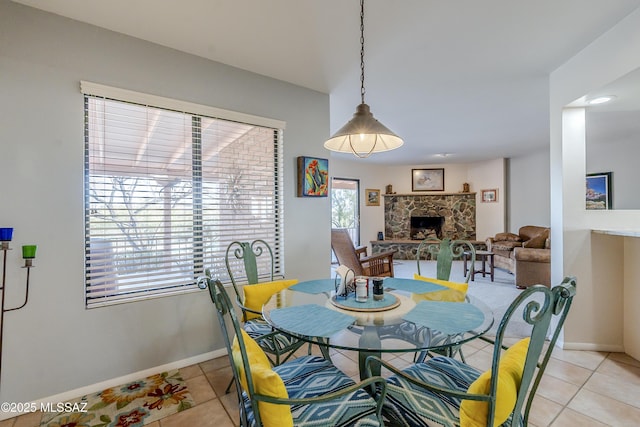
[331,178,360,246]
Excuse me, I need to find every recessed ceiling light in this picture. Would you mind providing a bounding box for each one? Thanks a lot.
[587,95,616,105]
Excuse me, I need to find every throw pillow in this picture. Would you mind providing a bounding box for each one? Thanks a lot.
[494,232,522,242]
[523,229,549,249]
[243,279,298,320]
[232,330,293,427]
[459,338,530,427]
[412,274,468,302]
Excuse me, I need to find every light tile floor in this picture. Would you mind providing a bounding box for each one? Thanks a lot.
[3,263,639,426]
[4,344,637,427]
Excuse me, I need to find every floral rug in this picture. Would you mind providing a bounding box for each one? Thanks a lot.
[40,370,194,427]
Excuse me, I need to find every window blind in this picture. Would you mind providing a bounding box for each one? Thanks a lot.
[83,85,284,308]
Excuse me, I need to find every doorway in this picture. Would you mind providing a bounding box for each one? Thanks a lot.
[331,178,360,246]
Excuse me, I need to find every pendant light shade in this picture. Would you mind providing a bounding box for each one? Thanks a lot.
[324,0,403,158]
[324,103,404,158]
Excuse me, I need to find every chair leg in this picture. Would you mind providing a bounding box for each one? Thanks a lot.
[224,377,234,394]
[458,347,466,363]
[414,350,428,363]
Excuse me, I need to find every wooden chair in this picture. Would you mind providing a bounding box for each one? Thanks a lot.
[205,277,387,427]
[331,229,397,277]
[366,277,577,427]
[223,240,305,367]
[416,238,476,283]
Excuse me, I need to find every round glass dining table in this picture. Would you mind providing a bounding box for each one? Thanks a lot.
[262,277,494,379]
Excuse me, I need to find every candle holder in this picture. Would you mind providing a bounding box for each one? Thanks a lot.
[0,229,36,389]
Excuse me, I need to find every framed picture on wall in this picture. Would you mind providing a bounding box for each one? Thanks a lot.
[481,189,498,202]
[586,172,612,210]
[412,168,444,191]
[365,188,381,206]
[297,156,329,197]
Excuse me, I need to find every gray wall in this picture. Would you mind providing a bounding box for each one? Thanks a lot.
[507,148,551,231]
[0,0,330,402]
[586,110,640,209]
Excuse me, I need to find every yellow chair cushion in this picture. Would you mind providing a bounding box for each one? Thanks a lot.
[242,279,298,320]
[460,337,530,427]
[412,274,468,302]
[232,329,293,427]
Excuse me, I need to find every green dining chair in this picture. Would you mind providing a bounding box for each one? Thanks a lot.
[414,238,477,363]
[366,276,577,427]
[205,276,387,427]
[223,239,305,367]
[416,237,476,284]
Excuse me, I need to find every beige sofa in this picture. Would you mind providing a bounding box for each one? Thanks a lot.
[486,225,550,288]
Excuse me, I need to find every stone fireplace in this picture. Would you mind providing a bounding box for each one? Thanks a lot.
[384,193,476,241]
[373,193,478,259]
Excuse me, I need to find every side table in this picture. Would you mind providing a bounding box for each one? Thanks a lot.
[463,250,495,282]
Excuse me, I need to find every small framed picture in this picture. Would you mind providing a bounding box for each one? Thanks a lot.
[297,156,329,197]
[412,168,444,191]
[481,189,498,203]
[365,189,381,206]
[586,172,612,210]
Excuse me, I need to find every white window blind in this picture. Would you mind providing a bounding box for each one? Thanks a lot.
[83,84,285,308]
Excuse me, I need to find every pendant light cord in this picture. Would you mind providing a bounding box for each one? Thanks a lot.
[360,0,366,105]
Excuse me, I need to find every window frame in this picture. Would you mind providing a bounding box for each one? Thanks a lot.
[82,82,286,308]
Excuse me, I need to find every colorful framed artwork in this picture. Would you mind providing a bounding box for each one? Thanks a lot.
[297,156,329,197]
[412,168,444,191]
[586,172,612,210]
[481,189,498,203]
[365,188,381,206]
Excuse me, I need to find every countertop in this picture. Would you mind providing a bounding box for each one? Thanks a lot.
[592,229,640,238]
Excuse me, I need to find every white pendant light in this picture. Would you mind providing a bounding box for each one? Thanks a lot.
[324,0,404,158]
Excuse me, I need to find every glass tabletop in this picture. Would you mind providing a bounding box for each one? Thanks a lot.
[262,278,495,354]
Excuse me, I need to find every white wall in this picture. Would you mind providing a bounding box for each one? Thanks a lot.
[330,158,506,247]
[550,6,640,351]
[0,1,330,403]
[587,120,640,209]
[468,158,506,240]
[508,148,551,231]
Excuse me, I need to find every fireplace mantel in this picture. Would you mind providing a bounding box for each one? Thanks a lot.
[383,192,476,197]
[383,193,476,242]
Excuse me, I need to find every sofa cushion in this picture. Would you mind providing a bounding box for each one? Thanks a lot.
[494,232,522,242]
[514,247,551,263]
[519,226,549,241]
[493,241,523,251]
[523,229,549,249]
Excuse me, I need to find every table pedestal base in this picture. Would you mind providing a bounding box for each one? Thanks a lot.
[358,326,381,380]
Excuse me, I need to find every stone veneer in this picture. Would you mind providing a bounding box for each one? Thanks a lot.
[383,193,476,240]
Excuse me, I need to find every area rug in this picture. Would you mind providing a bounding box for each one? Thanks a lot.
[40,369,194,427]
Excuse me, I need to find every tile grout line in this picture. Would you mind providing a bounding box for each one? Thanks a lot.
[547,350,635,427]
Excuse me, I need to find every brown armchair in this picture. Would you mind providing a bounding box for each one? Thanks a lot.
[486,225,550,288]
[331,229,397,277]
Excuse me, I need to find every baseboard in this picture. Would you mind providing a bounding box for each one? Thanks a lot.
[560,341,625,352]
[0,348,227,421]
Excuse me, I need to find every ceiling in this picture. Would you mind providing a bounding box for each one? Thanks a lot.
[13,0,640,165]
